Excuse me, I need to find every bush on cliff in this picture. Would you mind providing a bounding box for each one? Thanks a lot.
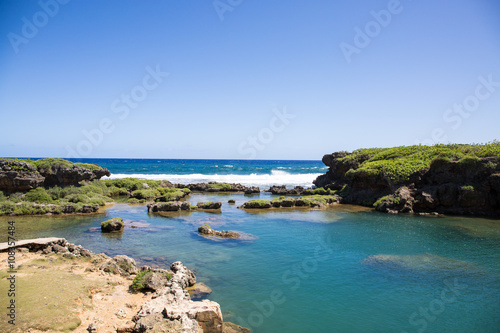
[339,142,500,183]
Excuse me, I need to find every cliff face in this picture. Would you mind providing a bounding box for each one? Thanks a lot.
[0,158,111,193]
[314,152,500,217]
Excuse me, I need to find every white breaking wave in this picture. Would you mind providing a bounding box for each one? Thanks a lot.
[102,170,321,188]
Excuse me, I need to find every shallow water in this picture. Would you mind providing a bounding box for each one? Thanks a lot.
[3,192,500,333]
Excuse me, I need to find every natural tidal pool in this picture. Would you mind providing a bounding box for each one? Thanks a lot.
[3,192,500,333]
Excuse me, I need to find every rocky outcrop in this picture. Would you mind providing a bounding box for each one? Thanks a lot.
[101,217,125,233]
[267,185,308,195]
[0,159,45,193]
[197,201,222,209]
[98,255,138,277]
[198,225,240,239]
[147,201,193,212]
[240,195,340,209]
[132,261,223,333]
[0,237,94,258]
[176,182,260,194]
[0,158,110,193]
[315,152,500,217]
[41,164,110,188]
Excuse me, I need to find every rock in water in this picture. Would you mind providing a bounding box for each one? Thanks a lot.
[101,217,125,233]
[198,225,241,239]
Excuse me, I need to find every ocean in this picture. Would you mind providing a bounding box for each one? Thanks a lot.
[67,158,328,188]
[5,158,500,332]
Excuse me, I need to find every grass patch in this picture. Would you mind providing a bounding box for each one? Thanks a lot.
[209,183,231,191]
[0,257,102,332]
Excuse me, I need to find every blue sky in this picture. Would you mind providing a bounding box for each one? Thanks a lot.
[0,0,499,160]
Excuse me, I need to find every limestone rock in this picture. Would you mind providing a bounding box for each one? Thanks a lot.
[101,217,125,233]
[99,255,138,276]
[198,225,240,239]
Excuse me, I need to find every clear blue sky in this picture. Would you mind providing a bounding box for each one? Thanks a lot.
[1,0,499,159]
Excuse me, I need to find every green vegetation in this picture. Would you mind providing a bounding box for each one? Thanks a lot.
[461,185,475,191]
[340,142,500,183]
[373,195,400,210]
[0,255,102,333]
[244,200,273,208]
[132,270,172,290]
[209,183,231,191]
[228,199,236,204]
[201,224,211,229]
[243,195,339,209]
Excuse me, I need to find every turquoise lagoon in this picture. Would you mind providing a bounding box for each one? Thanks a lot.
[3,192,500,333]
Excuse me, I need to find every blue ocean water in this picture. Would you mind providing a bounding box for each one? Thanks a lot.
[6,159,500,332]
[65,158,327,188]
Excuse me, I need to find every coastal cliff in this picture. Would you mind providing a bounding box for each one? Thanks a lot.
[314,144,500,217]
[0,158,110,193]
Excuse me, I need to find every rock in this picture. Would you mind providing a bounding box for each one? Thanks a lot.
[171,261,196,288]
[198,225,240,239]
[101,217,125,233]
[228,199,236,204]
[314,150,500,217]
[0,159,44,193]
[0,158,110,193]
[165,299,223,333]
[99,255,138,276]
[186,282,212,300]
[197,202,222,209]
[148,202,182,212]
[142,271,172,292]
[87,322,98,333]
[223,322,251,333]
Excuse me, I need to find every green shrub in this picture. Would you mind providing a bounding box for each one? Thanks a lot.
[0,191,6,202]
[9,193,24,203]
[25,188,53,204]
[34,158,73,174]
[461,185,474,191]
[131,189,160,200]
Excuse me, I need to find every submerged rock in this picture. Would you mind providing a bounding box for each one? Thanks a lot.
[198,225,240,239]
[186,282,213,300]
[362,253,480,274]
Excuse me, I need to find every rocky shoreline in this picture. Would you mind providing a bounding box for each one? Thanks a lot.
[0,238,249,333]
[314,146,500,217]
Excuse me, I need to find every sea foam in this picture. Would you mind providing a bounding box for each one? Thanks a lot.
[102,170,321,188]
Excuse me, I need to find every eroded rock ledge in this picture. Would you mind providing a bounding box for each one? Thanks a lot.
[314,149,500,217]
[0,158,110,193]
[1,238,249,333]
